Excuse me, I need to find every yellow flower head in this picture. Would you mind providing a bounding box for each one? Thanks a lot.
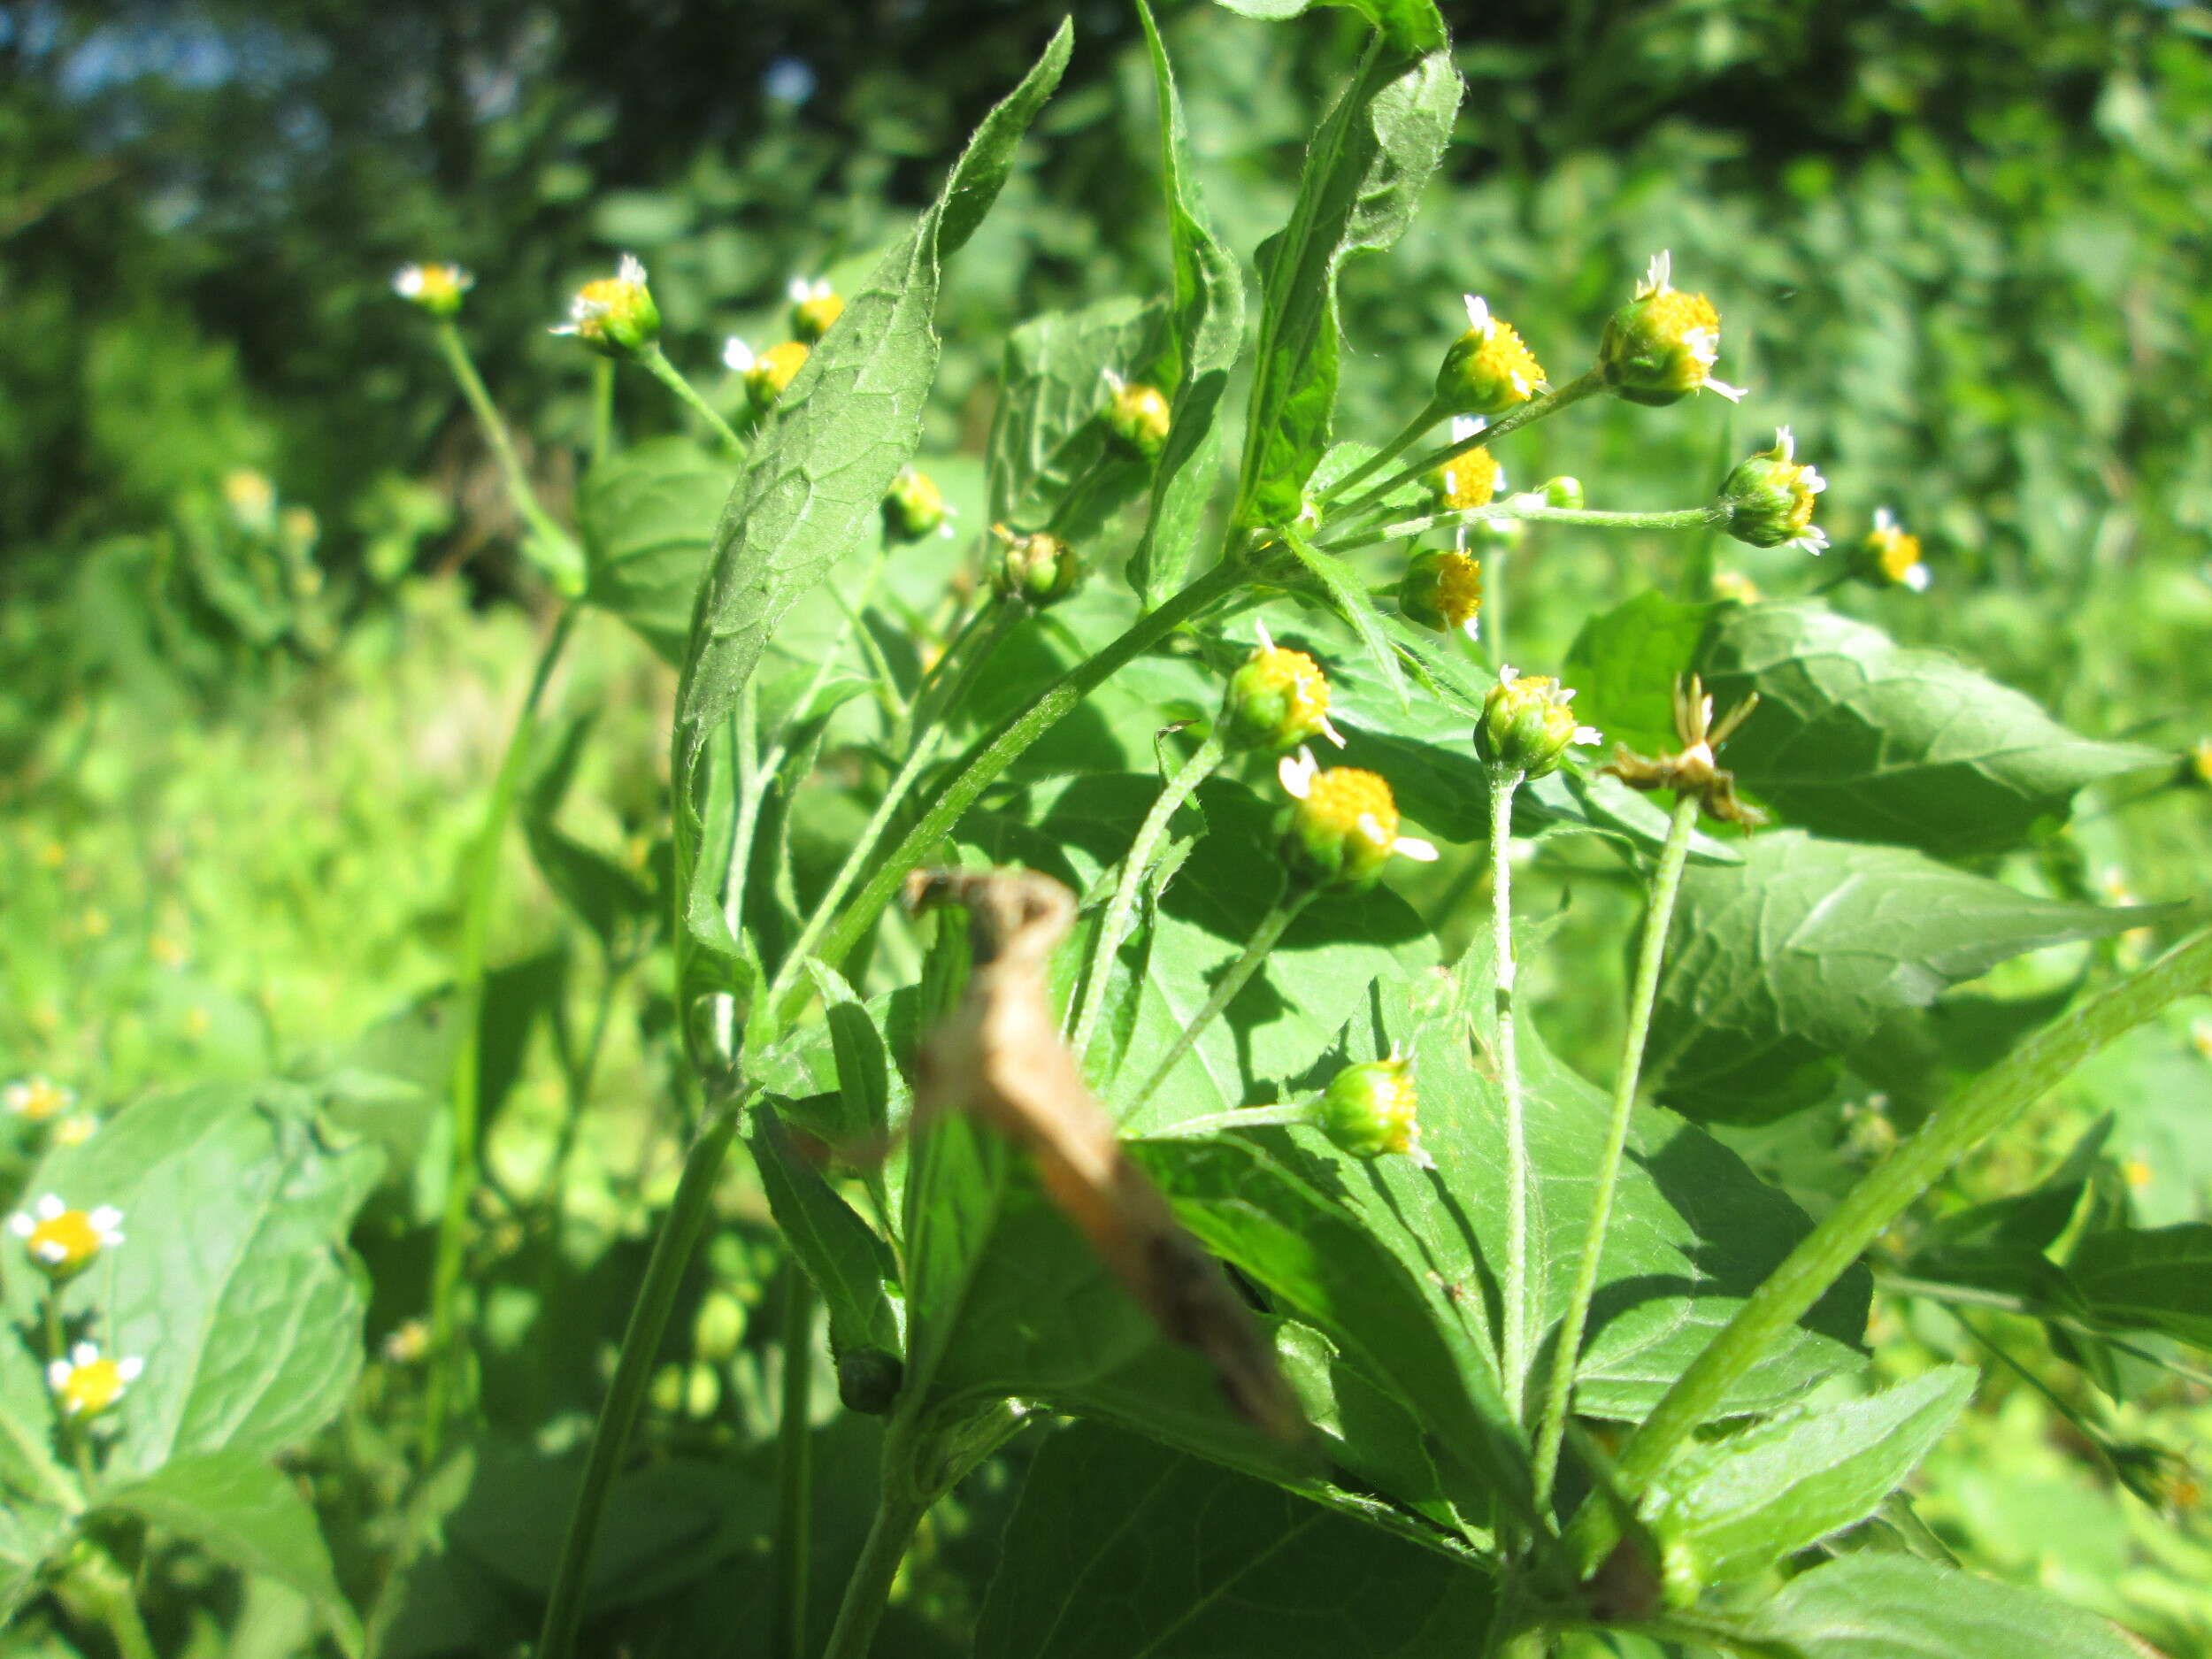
[1436,295,1545,417]
[553,254,660,357]
[1474,665,1601,779]
[1317,1048,1430,1165]
[725,337,810,413]
[787,276,845,342]
[1279,749,1437,888]
[47,1342,143,1419]
[1102,369,1172,459]
[882,467,954,543]
[1401,549,1484,640]
[9,1194,125,1280]
[1425,442,1502,515]
[1599,251,1746,406]
[1859,508,1930,591]
[392,263,473,316]
[1225,621,1345,752]
[5,1076,73,1123]
[1719,427,1828,554]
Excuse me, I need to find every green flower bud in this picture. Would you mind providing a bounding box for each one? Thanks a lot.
[1316,1051,1427,1163]
[787,276,844,342]
[1718,427,1828,553]
[1102,370,1172,459]
[552,254,660,357]
[837,1348,905,1416]
[1474,666,1599,780]
[1596,252,1745,407]
[1224,622,1345,751]
[1400,549,1484,640]
[1853,506,1928,590]
[881,467,952,542]
[393,263,472,317]
[726,337,810,414]
[1541,475,1584,511]
[1435,295,1544,418]
[988,524,1083,608]
[1277,749,1438,889]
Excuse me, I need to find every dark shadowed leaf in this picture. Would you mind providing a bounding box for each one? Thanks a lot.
[2068,1222,2212,1350]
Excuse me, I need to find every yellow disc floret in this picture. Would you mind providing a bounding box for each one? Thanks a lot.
[1225,622,1342,751]
[1401,549,1484,638]
[9,1195,124,1280]
[1437,296,1545,417]
[1425,446,1501,513]
[47,1342,143,1419]
[553,255,660,357]
[1599,251,1745,406]
[1279,750,1437,887]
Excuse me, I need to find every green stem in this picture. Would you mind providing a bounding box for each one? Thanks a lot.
[820,1473,930,1659]
[1145,1101,1314,1138]
[1533,790,1699,1506]
[1487,767,1532,1424]
[537,1089,750,1659]
[640,343,744,453]
[772,1270,817,1659]
[590,357,615,466]
[1565,924,2212,1573]
[786,560,1248,1027]
[1067,727,1228,1063]
[432,320,582,585]
[423,603,578,1463]
[1324,501,1723,557]
[1123,887,1319,1118]
[1484,546,1509,672]
[1329,369,1606,523]
[71,1548,157,1659]
[1317,396,1452,506]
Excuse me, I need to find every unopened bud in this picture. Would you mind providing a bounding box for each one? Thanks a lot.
[1316,1051,1426,1163]
[988,524,1082,608]
[1597,252,1744,407]
[1224,622,1344,751]
[787,276,844,342]
[1474,666,1599,780]
[1718,427,1828,554]
[552,254,660,357]
[1541,475,1584,511]
[1399,549,1483,640]
[882,468,952,542]
[1277,749,1437,888]
[1436,295,1544,418]
[1102,370,1172,460]
[726,338,810,414]
[837,1347,905,1415]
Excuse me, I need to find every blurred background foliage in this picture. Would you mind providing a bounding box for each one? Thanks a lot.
[5,0,2212,1650]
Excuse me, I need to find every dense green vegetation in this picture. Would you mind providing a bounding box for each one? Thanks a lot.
[4,1,2210,1655]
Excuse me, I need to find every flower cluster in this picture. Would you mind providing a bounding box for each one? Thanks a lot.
[1224,622,1345,752]
[1317,1050,1431,1166]
[726,336,810,414]
[1855,507,1930,591]
[1102,369,1172,459]
[1598,251,1745,406]
[9,1191,143,1430]
[1278,749,1437,888]
[392,263,473,317]
[1437,296,1545,418]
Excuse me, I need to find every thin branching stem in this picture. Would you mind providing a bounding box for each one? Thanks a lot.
[772,1270,817,1659]
[1323,369,1606,523]
[1321,500,1723,557]
[1487,765,1532,1424]
[432,320,581,580]
[639,342,744,452]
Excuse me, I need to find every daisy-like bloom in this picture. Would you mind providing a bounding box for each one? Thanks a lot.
[725,336,810,413]
[222,468,277,534]
[391,262,473,317]
[1602,672,1766,827]
[1598,250,1746,407]
[47,1341,143,1419]
[1425,417,1502,518]
[1101,368,1171,459]
[1278,749,1438,888]
[787,276,844,342]
[1401,548,1484,640]
[881,467,956,543]
[1436,294,1545,418]
[1316,1048,1432,1168]
[1474,665,1600,780]
[1717,427,1829,555]
[1224,620,1346,752]
[5,1076,73,1124]
[50,1113,100,1148]
[551,254,660,357]
[1857,507,1930,591]
[9,1195,125,1280]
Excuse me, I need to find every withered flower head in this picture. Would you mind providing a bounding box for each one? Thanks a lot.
[1601,673,1766,827]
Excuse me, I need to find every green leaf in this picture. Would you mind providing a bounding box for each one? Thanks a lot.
[1211,0,1448,55]
[974,1423,1494,1659]
[746,1110,902,1362]
[1129,0,1246,604]
[577,436,732,664]
[801,959,903,1147]
[671,22,1073,1002]
[986,297,1164,538]
[1563,589,1719,763]
[1645,1367,1976,1590]
[1744,1554,2149,1658]
[101,1450,363,1655]
[11,1082,379,1484]
[0,1498,65,1624]
[1647,833,2168,1124]
[1285,527,1407,708]
[1233,42,1459,528]
[1699,603,2163,856]
[2068,1222,2212,1349]
[522,712,657,950]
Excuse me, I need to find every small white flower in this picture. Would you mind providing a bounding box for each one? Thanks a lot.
[1462,294,1497,337]
[1279,747,1319,800]
[787,275,833,305]
[1638,250,1674,298]
[722,335,757,373]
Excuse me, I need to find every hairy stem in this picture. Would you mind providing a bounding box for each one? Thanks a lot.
[820,1473,930,1659]
[424,603,577,1462]
[1145,1100,1314,1137]
[1317,395,1453,506]
[1487,766,1532,1423]
[772,1271,817,1659]
[639,342,744,453]
[1067,726,1227,1063]
[1327,369,1606,523]
[787,560,1248,1026]
[1323,501,1724,557]
[1124,886,1319,1118]
[432,320,582,588]
[536,1088,749,1659]
[1566,924,2212,1573]
[1533,789,1699,1504]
